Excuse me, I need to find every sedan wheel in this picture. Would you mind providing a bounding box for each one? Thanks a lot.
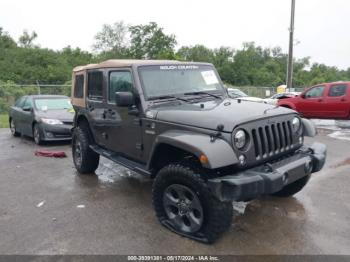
[10,119,20,137]
[33,124,43,145]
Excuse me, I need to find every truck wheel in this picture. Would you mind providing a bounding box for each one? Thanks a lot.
[152,164,233,244]
[10,119,20,137]
[72,126,100,174]
[272,174,311,197]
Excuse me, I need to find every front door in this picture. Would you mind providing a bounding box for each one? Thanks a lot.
[103,69,143,161]
[20,97,35,136]
[297,85,326,118]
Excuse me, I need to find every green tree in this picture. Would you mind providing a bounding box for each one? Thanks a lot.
[18,30,38,48]
[177,45,214,63]
[93,21,129,53]
[0,27,17,49]
[129,22,176,59]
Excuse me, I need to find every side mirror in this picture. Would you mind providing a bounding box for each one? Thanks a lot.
[22,106,32,112]
[115,92,135,107]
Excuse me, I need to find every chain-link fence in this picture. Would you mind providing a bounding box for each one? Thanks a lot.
[0,83,70,114]
[229,86,306,98]
[0,83,306,114]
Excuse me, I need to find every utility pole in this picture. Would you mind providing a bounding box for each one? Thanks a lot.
[36,80,41,95]
[286,0,296,91]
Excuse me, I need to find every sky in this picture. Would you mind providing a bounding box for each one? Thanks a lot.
[1,0,349,69]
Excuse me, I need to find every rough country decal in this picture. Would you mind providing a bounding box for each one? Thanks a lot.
[160,65,199,70]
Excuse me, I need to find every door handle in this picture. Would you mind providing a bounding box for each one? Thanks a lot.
[341,98,346,102]
[88,105,94,112]
[318,99,323,102]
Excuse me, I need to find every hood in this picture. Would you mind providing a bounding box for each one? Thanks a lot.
[36,109,74,122]
[151,98,295,132]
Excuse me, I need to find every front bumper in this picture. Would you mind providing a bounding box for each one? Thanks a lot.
[208,142,327,201]
[40,123,72,141]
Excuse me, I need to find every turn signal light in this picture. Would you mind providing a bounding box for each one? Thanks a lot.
[199,154,209,165]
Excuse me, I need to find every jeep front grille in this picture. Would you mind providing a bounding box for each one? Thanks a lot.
[251,121,294,160]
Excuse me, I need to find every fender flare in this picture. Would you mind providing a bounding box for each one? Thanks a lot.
[302,118,316,137]
[147,130,238,169]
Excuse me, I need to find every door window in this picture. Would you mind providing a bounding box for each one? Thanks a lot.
[88,71,103,100]
[109,71,133,102]
[328,84,347,97]
[304,86,324,98]
[22,97,33,109]
[74,74,84,98]
[15,97,26,108]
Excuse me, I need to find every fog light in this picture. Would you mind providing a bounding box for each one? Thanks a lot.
[238,155,246,165]
[46,132,53,138]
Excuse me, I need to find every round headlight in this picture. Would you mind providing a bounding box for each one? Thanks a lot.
[292,117,301,132]
[234,130,247,149]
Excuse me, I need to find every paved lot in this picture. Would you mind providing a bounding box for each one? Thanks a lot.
[0,128,349,255]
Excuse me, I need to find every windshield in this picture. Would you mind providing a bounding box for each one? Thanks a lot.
[228,89,248,98]
[138,65,225,99]
[34,98,72,111]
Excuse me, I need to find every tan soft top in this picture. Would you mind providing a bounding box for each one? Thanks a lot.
[73,59,190,72]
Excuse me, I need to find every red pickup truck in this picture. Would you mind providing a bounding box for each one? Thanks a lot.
[278,81,350,119]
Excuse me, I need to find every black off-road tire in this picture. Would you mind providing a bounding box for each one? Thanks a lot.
[272,174,311,197]
[72,126,100,174]
[152,164,233,244]
[10,118,20,137]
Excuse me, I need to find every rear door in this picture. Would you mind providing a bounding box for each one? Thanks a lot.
[86,70,107,146]
[11,96,26,131]
[297,85,326,118]
[323,83,349,118]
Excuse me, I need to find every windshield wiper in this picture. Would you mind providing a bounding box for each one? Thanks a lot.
[183,91,222,99]
[148,95,190,103]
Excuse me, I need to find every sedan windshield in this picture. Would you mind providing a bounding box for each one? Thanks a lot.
[138,65,225,100]
[34,98,73,111]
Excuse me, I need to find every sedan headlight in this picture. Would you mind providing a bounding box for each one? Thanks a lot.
[292,117,301,132]
[234,129,247,149]
[41,118,63,125]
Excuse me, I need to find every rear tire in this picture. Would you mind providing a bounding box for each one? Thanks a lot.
[10,119,20,137]
[152,164,233,244]
[272,174,311,197]
[72,126,100,174]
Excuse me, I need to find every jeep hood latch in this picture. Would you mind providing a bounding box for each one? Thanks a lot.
[210,124,224,142]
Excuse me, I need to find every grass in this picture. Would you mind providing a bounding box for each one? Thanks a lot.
[0,114,9,128]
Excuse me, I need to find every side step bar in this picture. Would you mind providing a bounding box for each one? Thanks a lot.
[89,144,151,177]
